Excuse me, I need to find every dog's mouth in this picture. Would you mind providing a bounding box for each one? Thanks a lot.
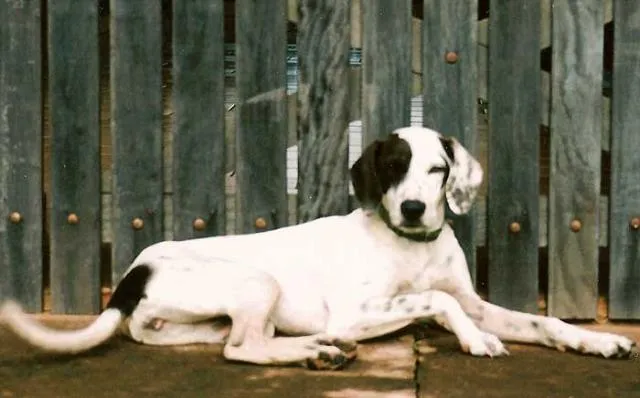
[399,220,426,230]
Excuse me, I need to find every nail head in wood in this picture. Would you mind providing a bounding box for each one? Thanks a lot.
[445,51,458,64]
[631,217,640,230]
[131,217,144,230]
[193,218,206,231]
[8,211,22,224]
[570,219,582,232]
[255,217,267,229]
[67,213,79,225]
[509,222,521,233]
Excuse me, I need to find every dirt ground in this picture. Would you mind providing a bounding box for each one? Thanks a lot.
[417,324,640,398]
[1,317,639,398]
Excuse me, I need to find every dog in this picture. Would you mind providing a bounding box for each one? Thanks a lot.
[0,126,635,370]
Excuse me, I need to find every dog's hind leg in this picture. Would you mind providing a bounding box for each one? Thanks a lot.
[125,294,233,346]
[127,318,231,346]
[219,270,356,370]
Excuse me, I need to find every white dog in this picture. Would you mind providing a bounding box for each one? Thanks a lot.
[0,126,634,370]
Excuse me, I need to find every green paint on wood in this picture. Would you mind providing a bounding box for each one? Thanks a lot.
[48,0,101,314]
[362,0,412,144]
[548,0,603,319]
[297,0,351,222]
[110,1,163,283]
[172,0,225,240]
[422,0,478,287]
[235,0,288,234]
[0,0,43,312]
[487,0,540,313]
[609,0,640,320]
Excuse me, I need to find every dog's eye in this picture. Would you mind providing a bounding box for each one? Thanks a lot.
[428,166,448,174]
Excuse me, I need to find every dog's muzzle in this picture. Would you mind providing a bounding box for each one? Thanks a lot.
[400,200,426,223]
[377,204,442,243]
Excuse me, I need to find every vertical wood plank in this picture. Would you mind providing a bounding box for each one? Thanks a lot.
[609,0,640,319]
[235,0,287,233]
[172,0,225,240]
[48,0,101,314]
[548,0,603,319]
[422,0,478,286]
[362,0,412,144]
[297,0,350,222]
[0,0,43,312]
[110,1,163,281]
[487,0,540,313]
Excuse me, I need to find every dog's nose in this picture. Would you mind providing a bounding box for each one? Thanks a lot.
[400,200,426,221]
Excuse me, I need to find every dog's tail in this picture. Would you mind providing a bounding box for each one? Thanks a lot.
[0,302,123,354]
[0,264,152,354]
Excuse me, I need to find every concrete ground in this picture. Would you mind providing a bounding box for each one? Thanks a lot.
[1,317,639,398]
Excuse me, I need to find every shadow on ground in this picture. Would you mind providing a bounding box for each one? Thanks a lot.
[0,317,415,398]
[417,324,640,398]
[1,317,640,397]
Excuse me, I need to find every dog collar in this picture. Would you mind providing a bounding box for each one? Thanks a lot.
[377,205,443,243]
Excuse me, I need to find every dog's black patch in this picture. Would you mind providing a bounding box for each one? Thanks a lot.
[376,135,412,193]
[530,320,540,329]
[350,134,412,208]
[106,264,153,317]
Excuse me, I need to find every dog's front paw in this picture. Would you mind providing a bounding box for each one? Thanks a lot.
[575,331,636,359]
[304,338,358,370]
[461,332,509,358]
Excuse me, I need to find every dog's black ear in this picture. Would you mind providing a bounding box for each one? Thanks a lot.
[350,140,383,209]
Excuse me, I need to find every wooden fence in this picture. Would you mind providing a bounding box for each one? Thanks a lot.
[0,0,639,321]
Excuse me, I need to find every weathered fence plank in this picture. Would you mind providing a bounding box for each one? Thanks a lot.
[362,0,412,144]
[609,0,640,319]
[422,0,478,286]
[110,1,163,281]
[548,0,603,319]
[235,0,288,233]
[0,0,43,312]
[48,0,101,314]
[172,0,225,240]
[297,0,351,222]
[487,0,540,313]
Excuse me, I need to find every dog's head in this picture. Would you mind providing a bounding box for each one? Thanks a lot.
[350,126,482,234]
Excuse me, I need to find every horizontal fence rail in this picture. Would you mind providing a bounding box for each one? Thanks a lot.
[0,0,638,320]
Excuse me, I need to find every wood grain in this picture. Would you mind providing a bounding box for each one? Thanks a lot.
[235,0,288,233]
[171,0,225,239]
[422,0,478,286]
[48,0,101,314]
[609,0,640,319]
[0,0,43,312]
[362,0,412,144]
[110,1,163,282]
[296,0,351,222]
[487,0,540,313]
[548,0,603,319]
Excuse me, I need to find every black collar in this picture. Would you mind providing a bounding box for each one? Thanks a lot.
[377,205,443,243]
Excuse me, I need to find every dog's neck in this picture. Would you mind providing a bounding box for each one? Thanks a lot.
[376,205,443,243]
